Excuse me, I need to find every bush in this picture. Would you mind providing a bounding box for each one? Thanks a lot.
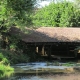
[0,53,9,65]
[0,52,14,78]
[0,53,4,61]
[0,64,14,78]
[0,49,30,64]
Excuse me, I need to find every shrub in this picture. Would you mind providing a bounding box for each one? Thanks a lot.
[0,64,14,78]
[0,52,14,78]
[0,53,9,65]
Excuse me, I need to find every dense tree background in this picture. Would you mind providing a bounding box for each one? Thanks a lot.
[0,0,42,63]
[32,0,80,27]
[0,0,36,49]
[0,0,36,32]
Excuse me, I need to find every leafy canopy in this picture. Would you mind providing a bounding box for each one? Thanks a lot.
[32,1,80,27]
[0,0,36,31]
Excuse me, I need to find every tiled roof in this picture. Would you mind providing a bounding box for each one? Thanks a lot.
[9,27,80,42]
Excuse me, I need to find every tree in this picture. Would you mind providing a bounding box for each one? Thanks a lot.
[32,1,80,27]
[0,0,36,31]
[0,0,36,49]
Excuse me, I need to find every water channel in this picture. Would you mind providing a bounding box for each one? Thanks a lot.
[1,61,80,80]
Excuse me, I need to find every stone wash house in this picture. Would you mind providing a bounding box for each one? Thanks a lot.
[9,27,80,58]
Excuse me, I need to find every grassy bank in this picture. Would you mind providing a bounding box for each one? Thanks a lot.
[0,48,44,77]
[0,49,29,64]
[0,49,44,64]
[0,64,14,78]
[0,52,14,78]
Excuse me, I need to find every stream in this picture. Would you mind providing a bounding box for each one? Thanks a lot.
[1,61,80,80]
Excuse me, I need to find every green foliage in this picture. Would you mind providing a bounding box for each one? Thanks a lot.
[0,49,30,64]
[0,0,36,33]
[0,53,4,61]
[62,62,74,66]
[0,53,9,65]
[0,41,42,64]
[7,34,21,50]
[9,52,29,64]
[0,64,14,78]
[0,52,14,78]
[0,64,14,72]
[0,0,36,52]
[32,1,80,27]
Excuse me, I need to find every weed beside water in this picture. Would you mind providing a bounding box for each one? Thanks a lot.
[0,53,14,78]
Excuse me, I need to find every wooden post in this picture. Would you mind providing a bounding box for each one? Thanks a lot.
[74,49,78,58]
[36,46,38,53]
[42,46,44,55]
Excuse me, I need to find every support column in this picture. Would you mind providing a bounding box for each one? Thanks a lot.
[74,49,78,58]
[36,46,38,53]
[48,45,52,60]
[67,44,69,56]
[42,46,44,55]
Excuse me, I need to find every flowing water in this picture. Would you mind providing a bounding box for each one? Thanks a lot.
[1,61,80,80]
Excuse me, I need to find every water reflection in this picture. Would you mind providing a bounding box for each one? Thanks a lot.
[2,62,80,80]
[3,73,68,80]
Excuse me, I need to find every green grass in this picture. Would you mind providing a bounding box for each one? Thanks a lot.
[0,52,14,78]
[0,64,14,78]
[0,64,14,71]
